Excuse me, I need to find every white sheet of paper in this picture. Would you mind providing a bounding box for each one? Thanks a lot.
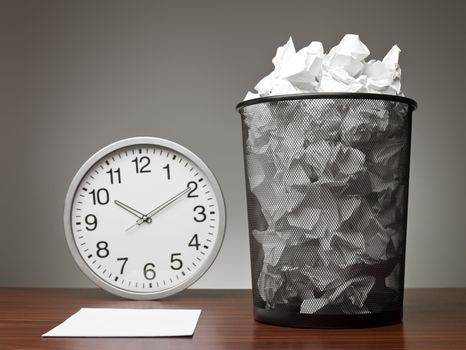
[42,308,202,338]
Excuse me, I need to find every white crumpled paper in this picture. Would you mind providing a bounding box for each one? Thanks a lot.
[244,34,403,100]
[241,34,410,315]
[242,80,409,314]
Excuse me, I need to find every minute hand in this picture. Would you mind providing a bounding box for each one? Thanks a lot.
[140,186,191,224]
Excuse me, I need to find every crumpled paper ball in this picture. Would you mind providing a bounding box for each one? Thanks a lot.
[244,34,402,100]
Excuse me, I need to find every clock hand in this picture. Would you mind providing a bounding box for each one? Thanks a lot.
[145,186,191,220]
[114,200,152,223]
[125,186,191,232]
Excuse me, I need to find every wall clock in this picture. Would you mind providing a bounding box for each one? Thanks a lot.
[64,137,226,300]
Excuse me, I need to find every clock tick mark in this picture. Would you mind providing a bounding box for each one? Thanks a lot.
[109,273,112,278]
[103,269,107,274]
[187,267,191,272]
[209,225,215,228]
[85,181,91,185]
[200,251,206,256]
[210,211,215,214]
[92,260,96,264]
[77,201,83,204]
[114,276,119,282]
[90,175,95,180]
[205,191,211,194]
[207,197,213,201]
[94,169,100,174]
[198,178,203,182]
[206,239,212,242]
[149,282,153,288]
[87,254,92,258]
[172,155,176,160]
[99,164,104,170]
[97,265,101,270]
[203,245,209,249]
[78,235,83,239]
[208,232,214,235]
[138,148,142,154]
[181,271,186,276]
[192,262,197,267]
[196,257,201,261]
[82,187,88,191]
[105,160,110,166]
[84,248,89,252]
[77,229,82,232]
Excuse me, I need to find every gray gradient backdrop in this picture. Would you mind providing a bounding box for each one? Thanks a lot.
[1,0,465,289]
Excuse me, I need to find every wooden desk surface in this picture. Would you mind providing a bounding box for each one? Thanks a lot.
[0,288,465,349]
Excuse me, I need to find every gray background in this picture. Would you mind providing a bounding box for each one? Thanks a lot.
[1,0,465,289]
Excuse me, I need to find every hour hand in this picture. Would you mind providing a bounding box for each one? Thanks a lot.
[114,200,150,222]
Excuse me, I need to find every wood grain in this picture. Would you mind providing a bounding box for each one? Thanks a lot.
[0,288,465,349]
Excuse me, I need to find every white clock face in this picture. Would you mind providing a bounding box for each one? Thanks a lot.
[65,138,225,299]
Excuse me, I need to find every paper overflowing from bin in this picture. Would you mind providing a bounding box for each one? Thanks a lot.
[245,34,402,100]
[241,98,410,314]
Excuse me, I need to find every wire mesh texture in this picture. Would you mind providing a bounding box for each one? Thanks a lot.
[238,95,415,319]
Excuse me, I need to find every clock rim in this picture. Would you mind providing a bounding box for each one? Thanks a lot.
[64,136,227,300]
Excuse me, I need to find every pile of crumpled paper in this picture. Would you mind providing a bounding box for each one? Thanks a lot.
[245,34,402,100]
[240,34,410,315]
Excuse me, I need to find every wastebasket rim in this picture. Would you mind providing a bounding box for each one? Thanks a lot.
[236,93,417,111]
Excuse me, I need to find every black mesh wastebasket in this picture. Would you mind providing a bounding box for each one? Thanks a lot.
[236,93,417,328]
